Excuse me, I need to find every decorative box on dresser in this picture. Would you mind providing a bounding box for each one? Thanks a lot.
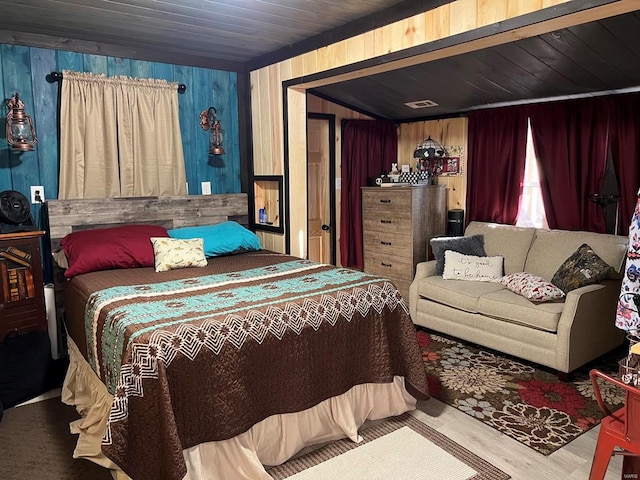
[361,185,446,301]
[0,231,47,341]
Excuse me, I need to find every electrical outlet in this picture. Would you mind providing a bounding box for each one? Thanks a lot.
[30,185,45,204]
[201,181,211,195]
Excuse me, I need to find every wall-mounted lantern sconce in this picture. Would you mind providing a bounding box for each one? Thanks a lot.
[6,93,37,152]
[199,106,225,155]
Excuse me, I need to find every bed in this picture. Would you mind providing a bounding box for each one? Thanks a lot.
[47,194,429,480]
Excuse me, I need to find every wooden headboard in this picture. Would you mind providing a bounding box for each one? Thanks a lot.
[47,194,248,253]
[46,194,248,310]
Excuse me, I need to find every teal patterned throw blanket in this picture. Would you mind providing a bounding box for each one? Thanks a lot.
[77,252,427,480]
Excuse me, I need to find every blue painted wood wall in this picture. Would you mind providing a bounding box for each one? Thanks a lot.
[0,44,240,215]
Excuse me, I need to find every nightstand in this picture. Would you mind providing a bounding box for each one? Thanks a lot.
[0,231,47,341]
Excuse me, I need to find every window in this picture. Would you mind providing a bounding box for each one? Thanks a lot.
[516,120,548,229]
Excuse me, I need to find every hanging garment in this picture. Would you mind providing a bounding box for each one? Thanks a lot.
[616,190,640,334]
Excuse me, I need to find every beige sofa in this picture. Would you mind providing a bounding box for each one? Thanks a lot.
[409,221,628,376]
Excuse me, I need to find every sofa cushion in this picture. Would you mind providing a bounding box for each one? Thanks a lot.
[498,272,565,302]
[478,289,564,332]
[524,229,627,280]
[416,275,505,313]
[430,234,486,275]
[442,251,503,281]
[464,222,535,275]
[551,243,614,293]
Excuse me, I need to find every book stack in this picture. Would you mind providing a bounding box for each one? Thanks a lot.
[0,246,32,267]
[0,247,34,303]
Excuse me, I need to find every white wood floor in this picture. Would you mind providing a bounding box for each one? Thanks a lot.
[412,397,622,480]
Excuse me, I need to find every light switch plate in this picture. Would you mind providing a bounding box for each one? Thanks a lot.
[201,181,211,195]
[30,185,45,203]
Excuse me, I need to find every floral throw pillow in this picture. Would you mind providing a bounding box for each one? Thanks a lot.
[150,237,207,272]
[551,243,614,293]
[499,272,565,302]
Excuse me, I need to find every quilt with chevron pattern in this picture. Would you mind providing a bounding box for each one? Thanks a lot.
[68,251,428,480]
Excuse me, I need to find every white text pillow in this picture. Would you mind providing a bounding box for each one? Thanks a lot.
[442,251,503,281]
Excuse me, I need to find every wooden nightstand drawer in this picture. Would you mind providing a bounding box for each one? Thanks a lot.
[364,251,414,281]
[2,304,43,332]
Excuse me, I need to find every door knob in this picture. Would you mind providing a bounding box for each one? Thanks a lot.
[321,224,330,231]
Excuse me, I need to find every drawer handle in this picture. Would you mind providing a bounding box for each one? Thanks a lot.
[380,199,391,203]
[381,241,392,246]
[380,220,392,224]
[381,262,392,268]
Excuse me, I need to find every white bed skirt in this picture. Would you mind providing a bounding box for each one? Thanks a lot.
[61,338,418,480]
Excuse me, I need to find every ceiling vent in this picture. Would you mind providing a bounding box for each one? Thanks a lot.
[404,99,439,109]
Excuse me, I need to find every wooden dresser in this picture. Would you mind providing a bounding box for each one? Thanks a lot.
[362,185,446,300]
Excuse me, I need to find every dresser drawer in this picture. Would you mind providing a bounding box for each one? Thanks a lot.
[363,252,414,281]
[362,212,412,235]
[362,189,412,211]
[363,231,412,255]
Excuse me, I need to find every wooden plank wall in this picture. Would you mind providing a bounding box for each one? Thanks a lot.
[250,0,570,258]
[397,118,468,213]
[0,44,241,218]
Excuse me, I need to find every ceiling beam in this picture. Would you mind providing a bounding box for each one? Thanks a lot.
[290,0,640,90]
[246,0,454,72]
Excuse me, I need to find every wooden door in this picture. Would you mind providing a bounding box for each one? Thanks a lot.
[307,118,332,264]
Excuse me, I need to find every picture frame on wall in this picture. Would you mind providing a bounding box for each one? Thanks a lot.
[433,156,461,176]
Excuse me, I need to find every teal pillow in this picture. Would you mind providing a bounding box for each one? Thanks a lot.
[168,221,262,258]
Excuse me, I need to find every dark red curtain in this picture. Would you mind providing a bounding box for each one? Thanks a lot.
[340,120,397,269]
[528,98,609,232]
[608,93,640,236]
[466,106,528,225]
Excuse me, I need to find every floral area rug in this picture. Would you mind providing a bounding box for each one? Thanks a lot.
[418,329,626,455]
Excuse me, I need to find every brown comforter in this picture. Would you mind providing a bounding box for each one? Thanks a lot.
[64,251,428,480]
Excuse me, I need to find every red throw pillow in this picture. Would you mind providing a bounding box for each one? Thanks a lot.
[61,224,169,278]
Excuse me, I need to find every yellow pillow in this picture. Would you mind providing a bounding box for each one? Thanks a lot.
[150,237,207,272]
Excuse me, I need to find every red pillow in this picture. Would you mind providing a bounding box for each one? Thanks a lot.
[61,224,169,278]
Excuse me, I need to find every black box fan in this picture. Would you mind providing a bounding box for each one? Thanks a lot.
[0,190,36,234]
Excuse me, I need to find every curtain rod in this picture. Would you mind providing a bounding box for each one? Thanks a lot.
[46,71,187,94]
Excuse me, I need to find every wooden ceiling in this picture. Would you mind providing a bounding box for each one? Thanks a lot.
[0,0,443,72]
[310,9,640,121]
[0,1,639,121]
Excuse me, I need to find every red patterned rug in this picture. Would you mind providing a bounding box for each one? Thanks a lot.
[418,328,626,455]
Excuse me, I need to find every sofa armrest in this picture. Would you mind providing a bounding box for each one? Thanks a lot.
[415,260,437,280]
[555,279,624,372]
[409,260,437,322]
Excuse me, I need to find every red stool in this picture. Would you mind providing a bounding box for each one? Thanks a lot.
[589,369,640,480]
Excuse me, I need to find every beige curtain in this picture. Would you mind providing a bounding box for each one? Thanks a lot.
[59,70,187,199]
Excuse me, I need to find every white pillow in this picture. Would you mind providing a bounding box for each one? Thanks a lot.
[498,272,565,302]
[442,250,503,281]
[150,237,207,272]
